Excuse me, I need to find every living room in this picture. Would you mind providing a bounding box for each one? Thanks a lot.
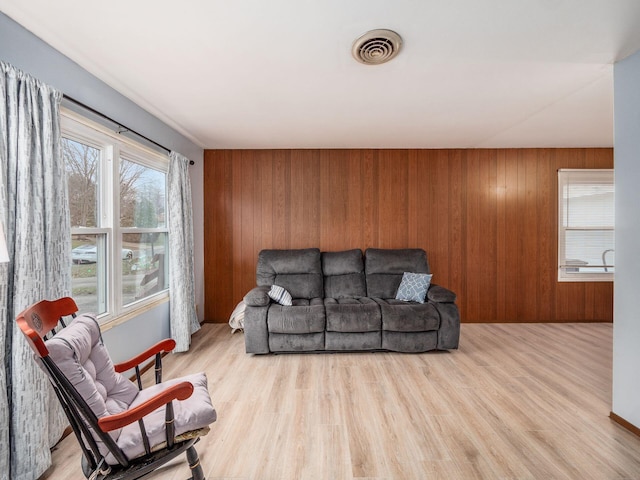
[2,1,640,479]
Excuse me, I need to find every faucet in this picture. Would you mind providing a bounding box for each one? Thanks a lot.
[602,249,614,273]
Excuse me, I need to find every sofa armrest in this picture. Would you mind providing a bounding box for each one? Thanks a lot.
[427,284,457,303]
[244,304,270,354]
[244,286,271,307]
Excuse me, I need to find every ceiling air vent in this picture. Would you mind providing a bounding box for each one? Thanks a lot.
[352,29,402,65]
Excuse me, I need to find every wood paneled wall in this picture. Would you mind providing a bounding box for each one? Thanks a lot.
[203,148,613,323]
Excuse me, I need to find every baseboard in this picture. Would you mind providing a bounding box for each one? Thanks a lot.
[58,425,73,443]
[610,411,640,437]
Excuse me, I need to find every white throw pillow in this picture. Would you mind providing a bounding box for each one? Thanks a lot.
[268,285,293,306]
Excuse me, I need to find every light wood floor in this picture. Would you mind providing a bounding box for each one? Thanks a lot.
[42,322,640,480]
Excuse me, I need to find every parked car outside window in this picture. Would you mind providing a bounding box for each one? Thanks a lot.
[71,244,134,264]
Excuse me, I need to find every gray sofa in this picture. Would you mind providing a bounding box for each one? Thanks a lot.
[243,248,460,354]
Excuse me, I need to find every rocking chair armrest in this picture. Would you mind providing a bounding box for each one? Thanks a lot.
[114,339,177,373]
[98,381,194,432]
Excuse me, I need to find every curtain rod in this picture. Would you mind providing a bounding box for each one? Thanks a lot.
[63,94,194,165]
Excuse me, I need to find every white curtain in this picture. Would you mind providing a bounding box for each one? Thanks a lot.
[0,62,71,479]
[168,151,199,352]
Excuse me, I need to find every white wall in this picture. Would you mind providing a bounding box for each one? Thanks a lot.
[612,49,640,428]
[102,302,171,365]
[0,12,206,362]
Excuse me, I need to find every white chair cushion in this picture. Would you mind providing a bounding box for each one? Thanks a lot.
[107,372,217,464]
[46,314,216,465]
[46,314,139,453]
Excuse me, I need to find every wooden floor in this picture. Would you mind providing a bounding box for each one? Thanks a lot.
[42,322,640,480]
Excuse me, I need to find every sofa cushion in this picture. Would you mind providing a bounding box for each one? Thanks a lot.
[322,249,366,298]
[269,332,325,352]
[325,331,381,351]
[324,297,381,332]
[257,249,323,299]
[382,331,438,352]
[374,298,440,332]
[267,299,325,334]
[395,272,433,303]
[365,248,430,298]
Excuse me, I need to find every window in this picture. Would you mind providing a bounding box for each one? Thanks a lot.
[63,110,169,323]
[558,169,614,282]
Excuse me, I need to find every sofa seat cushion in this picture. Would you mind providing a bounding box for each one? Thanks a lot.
[324,297,381,333]
[382,331,438,352]
[374,298,440,332]
[267,298,325,334]
[269,332,325,352]
[326,331,381,351]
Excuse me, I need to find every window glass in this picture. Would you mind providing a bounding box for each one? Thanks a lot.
[120,158,168,305]
[71,233,107,314]
[65,136,106,314]
[63,138,99,228]
[122,232,169,306]
[120,159,166,228]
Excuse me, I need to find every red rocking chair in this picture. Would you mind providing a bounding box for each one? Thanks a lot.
[17,297,216,480]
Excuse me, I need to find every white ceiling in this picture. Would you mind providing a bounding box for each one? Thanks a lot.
[2,0,640,149]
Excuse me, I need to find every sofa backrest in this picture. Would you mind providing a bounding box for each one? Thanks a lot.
[257,248,323,299]
[364,248,430,298]
[322,249,366,298]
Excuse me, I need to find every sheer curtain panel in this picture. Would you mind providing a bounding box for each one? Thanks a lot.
[168,151,200,352]
[0,62,71,480]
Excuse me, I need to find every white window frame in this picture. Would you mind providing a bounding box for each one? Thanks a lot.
[62,109,170,326]
[557,168,614,282]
